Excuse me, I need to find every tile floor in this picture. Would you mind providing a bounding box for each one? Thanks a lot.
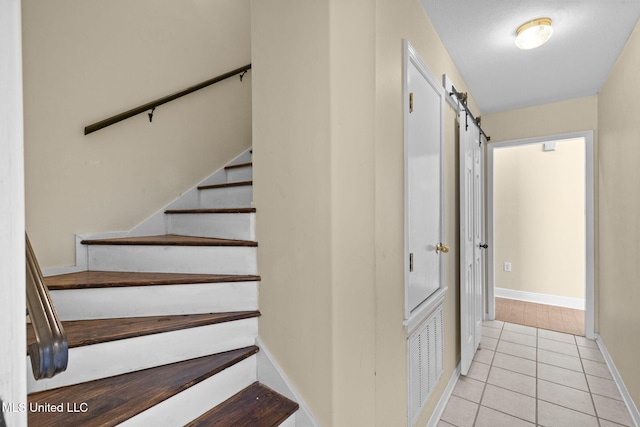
[438,320,634,427]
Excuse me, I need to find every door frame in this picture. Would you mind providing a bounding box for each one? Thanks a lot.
[1,0,28,423]
[486,131,595,339]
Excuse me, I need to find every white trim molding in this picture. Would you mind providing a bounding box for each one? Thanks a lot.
[1,1,28,424]
[426,362,460,427]
[495,287,585,310]
[404,287,447,334]
[442,74,463,112]
[595,334,640,427]
[256,337,320,427]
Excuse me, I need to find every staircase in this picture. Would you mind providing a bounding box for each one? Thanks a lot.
[26,153,299,426]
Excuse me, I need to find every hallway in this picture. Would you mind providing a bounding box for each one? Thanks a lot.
[438,321,633,426]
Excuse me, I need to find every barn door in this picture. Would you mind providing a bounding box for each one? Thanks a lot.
[460,112,485,375]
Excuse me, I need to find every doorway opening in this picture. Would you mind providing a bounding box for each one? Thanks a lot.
[487,132,595,338]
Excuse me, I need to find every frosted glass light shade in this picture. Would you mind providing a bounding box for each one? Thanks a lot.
[516,18,553,50]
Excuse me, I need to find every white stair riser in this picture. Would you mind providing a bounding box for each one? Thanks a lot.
[226,166,252,183]
[279,414,297,427]
[167,213,255,240]
[51,282,258,321]
[120,356,257,427]
[199,185,252,208]
[27,318,258,393]
[86,245,257,275]
[196,149,252,188]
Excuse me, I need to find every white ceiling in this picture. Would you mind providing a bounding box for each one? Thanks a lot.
[419,0,640,114]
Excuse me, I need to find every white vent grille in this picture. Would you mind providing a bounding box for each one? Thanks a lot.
[408,304,444,424]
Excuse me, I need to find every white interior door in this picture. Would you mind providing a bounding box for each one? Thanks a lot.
[460,112,485,375]
[407,60,441,313]
[403,41,447,330]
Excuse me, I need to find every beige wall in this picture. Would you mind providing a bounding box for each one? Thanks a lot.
[598,18,640,410]
[253,0,477,424]
[483,96,598,143]
[493,140,585,299]
[330,1,377,424]
[22,0,252,269]
[252,0,378,423]
[251,1,335,424]
[484,96,598,323]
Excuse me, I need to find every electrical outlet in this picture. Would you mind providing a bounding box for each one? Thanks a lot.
[504,262,512,272]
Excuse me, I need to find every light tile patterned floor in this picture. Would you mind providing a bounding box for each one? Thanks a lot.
[438,321,635,427]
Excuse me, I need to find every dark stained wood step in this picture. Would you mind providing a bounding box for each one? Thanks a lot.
[164,207,256,214]
[44,271,260,290]
[185,382,298,427]
[80,234,257,247]
[28,346,259,427]
[198,180,252,190]
[27,312,260,354]
[224,162,252,170]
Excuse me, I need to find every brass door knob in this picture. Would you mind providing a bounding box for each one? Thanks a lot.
[436,243,450,254]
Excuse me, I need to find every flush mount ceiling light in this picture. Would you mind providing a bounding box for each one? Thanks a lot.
[515,17,553,50]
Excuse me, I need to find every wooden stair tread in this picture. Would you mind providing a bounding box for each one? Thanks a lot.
[81,234,257,247]
[165,207,256,214]
[44,271,260,290]
[27,312,260,353]
[198,180,252,190]
[185,382,299,427]
[224,162,252,170]
[28,346,259,427]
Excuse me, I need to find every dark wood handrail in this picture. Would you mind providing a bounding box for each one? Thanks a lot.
[84,64,251,135]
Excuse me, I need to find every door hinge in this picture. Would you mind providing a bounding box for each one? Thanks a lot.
[409,92,414,113]
[409,253,414,272]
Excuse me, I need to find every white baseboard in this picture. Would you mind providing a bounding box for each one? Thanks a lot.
[595,334,640,427]
[256,337,320,427]
[43,231,128,277]
[130,147,253,237]
[495,287,585,310]
[43,264,86,277]
[426,362,460,427]
[45,148,254,275]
